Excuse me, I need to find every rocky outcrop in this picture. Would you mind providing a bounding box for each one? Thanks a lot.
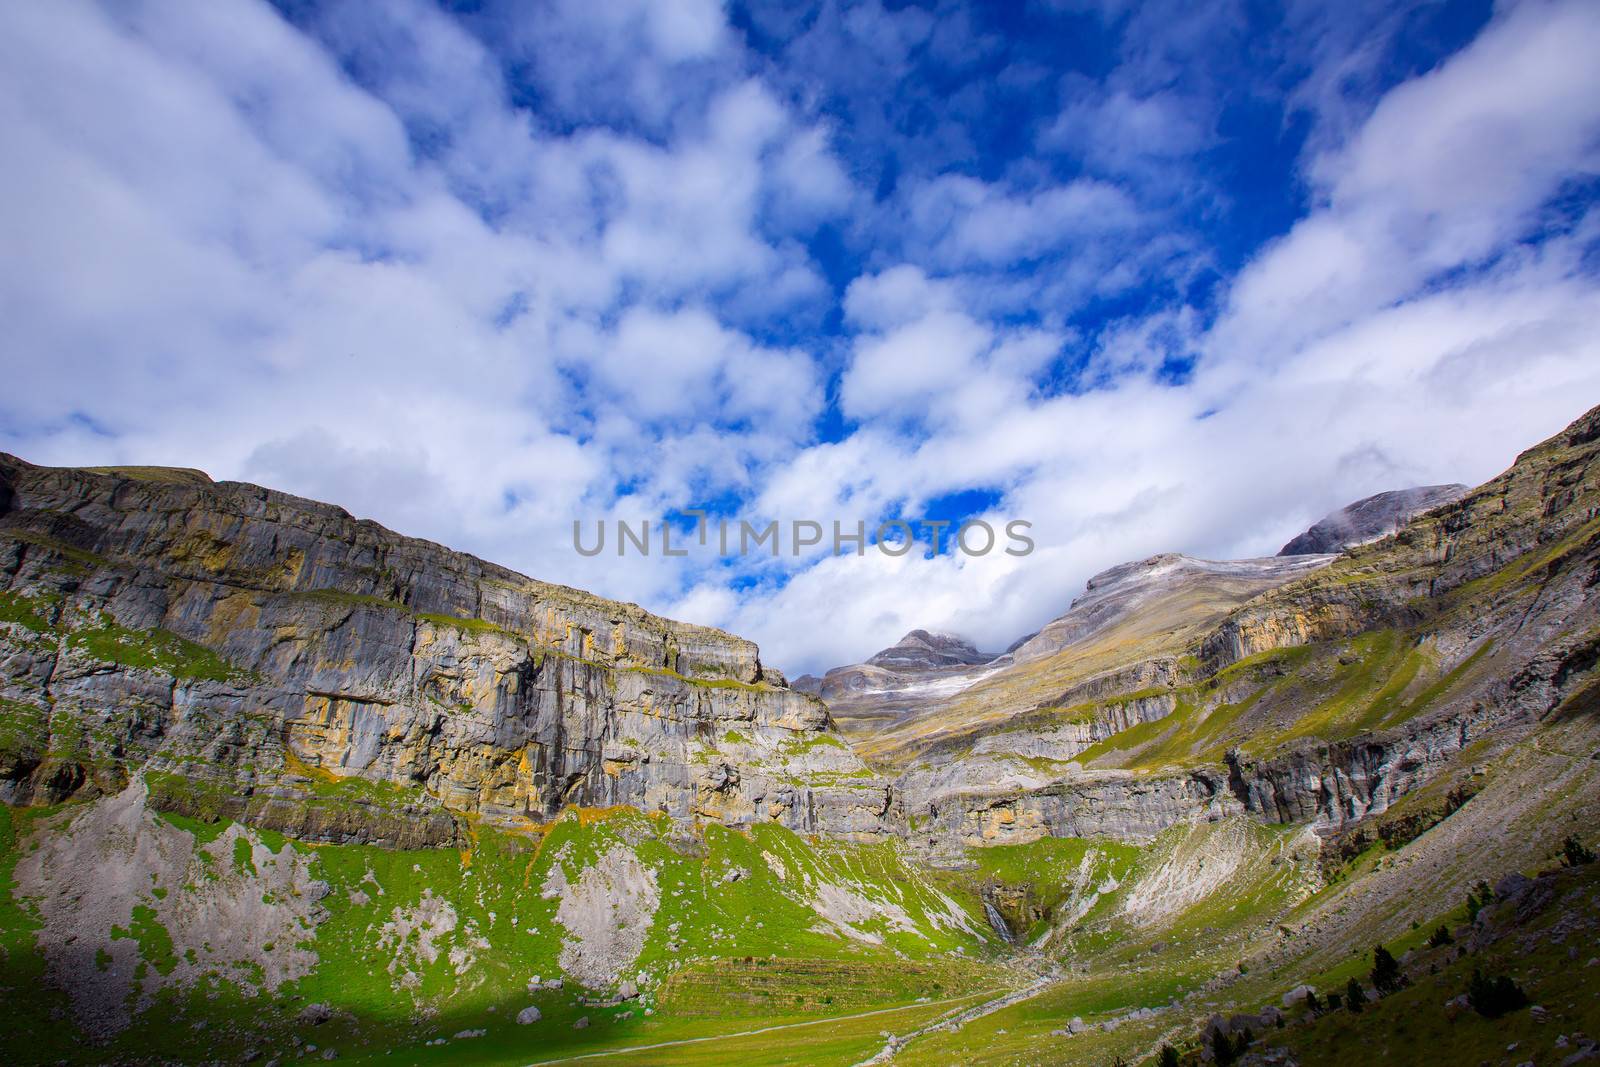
[906,768,1240,861]
[1228,627,1600,832]
[0,456,891,843]
[790,673,824,695]
[969,693,1177,762]
[813,631,999,703]
[1278,484,1468,556]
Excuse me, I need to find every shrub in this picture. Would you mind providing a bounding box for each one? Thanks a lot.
[1158,1045,1180,1067]
[1428,925,1453,947]
[1345,977,1365,1013]
[1370,945,1403,994]
[1561,835,1595,867]
[1467,969,1528,1019]
[1465,879,1494,921]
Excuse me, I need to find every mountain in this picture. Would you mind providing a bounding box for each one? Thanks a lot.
[791,629,1005,733]
[1278,483,1469,555]
[0,456,889,842]
[818,552,1335,771]
[867,630,996,671]
[2,405,1599,1065]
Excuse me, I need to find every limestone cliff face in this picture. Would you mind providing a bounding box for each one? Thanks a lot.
[0,456,891,843]
[903,765,1240,863]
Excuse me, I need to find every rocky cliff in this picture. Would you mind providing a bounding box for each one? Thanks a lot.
[0,457,892,846]
[793,628,1005,733]
[4,404,1599,865]
[873,405,1600,857]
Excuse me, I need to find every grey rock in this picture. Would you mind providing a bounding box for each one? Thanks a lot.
[516,1006,541,1025]
[1281,985,1315,1008]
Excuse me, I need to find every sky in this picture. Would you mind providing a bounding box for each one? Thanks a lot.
[3,0,1600,676]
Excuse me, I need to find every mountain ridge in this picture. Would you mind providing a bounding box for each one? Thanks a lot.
[2,405,1599,1065]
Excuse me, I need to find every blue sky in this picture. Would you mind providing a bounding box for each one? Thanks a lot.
[3,0,1599,674]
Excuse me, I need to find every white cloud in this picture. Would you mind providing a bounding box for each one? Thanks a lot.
[841,311,993,418]
[717,1,1600,673]
[1217,0,1600,362]
[579,305,822,433]
[1042,87,1210,176]
[905,174,1142,268]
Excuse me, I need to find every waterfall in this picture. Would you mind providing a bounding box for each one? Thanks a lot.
[983,900,1014,943]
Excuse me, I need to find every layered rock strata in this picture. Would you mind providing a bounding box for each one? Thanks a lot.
[0,457,891,844]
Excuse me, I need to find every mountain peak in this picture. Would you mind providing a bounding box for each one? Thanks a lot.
[866,629,993,671]
[1279,484,1469,556]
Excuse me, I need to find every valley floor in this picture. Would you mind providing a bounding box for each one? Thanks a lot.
[6,713,1597,1066]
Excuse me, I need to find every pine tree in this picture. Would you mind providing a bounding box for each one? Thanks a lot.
[1210,1027,1238,1067]
[1428,924,1452,947]
[1345,976,1365,1012]
[1467,968,1529,1018]
[1562,835,1595,866]
[1158,1044,1180,1067]
[1465,879,1494,921]
[1371,944,1403,994]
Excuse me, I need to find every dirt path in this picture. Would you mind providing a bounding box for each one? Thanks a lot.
[517,989,1006,1066]
[851,970,1060,1065]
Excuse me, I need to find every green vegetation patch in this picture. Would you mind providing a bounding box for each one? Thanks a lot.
[64,617,250,683]
[417,611,508,635]
[1,529,113,573]
[122,903,178,977]
[288,587,409,613]
[0,590,59,633]
[0,698,51,759]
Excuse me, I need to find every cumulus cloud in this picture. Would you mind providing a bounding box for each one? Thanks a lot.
[2,0,1598,679]
[1217,0,1600,362]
